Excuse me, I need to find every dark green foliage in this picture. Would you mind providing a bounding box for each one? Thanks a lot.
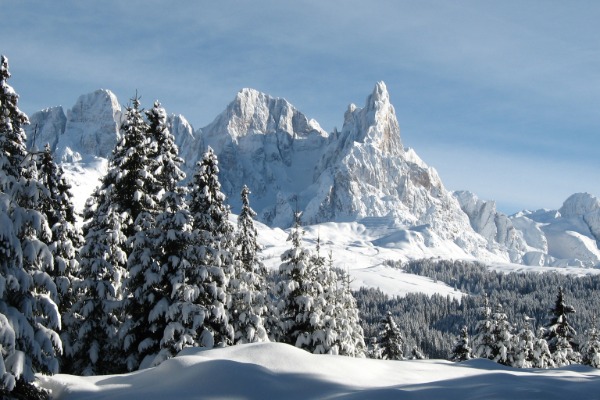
[356,258,600,360]
[377,312,404,360]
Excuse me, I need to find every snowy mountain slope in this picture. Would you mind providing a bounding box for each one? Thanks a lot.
[24,85,600,271]
[39,342,600,400]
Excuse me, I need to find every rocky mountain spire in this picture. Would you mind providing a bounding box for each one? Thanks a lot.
[339,81,403,156]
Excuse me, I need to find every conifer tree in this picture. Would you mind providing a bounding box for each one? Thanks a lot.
[377,311,404,360]
[0,54,61,397]
[543,287,580,366]
[323,253,365,357]
[35,145,84,369]
[450,326,472,362]
[276,213,322,349]
[532,328,554,369]
[119,101,196,370]
[35,145,83,302]
[187,147,235,347]
[512,316,535,368]
[472,294,495,360]
[231,185,269,344]
[490,303,513,365]
[581,317,600,368]
[68,96,155,375]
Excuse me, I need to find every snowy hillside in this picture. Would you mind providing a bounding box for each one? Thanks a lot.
[25,84,600,270]
[39,342,600,400]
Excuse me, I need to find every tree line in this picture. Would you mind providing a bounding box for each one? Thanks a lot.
[355,258,600,367]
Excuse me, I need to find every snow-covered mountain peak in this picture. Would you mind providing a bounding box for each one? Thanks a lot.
[55,89,123,162]
[204,88,328,144]
[340,81,403,156]
[26,85,600,269]
[559,193,600,218]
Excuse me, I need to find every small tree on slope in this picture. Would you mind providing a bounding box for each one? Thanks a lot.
[543,287,580,366]
[581,317,600,368]
[511,316,536,368]
[450,325,472,362]
[472,294,495,360]
[377,311,405,360]
[490,303,513,366]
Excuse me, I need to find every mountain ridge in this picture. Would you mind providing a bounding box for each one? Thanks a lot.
[24,84,600,268]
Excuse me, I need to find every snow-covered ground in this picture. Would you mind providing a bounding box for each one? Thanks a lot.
[39,342,600,400]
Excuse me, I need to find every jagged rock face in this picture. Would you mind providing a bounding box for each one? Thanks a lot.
[198,88,329,227]
[559,193,600,243]
[168,113,197,175]
[302,83,491,257]
[27,84,600,267]
[24,89,123,162]
[25,106,66,151]
[57,89,123,162]
[454,191,528,263]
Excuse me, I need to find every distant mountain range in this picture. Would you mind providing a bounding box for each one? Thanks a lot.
[25,83,600,268]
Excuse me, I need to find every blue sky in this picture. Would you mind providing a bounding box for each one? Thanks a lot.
[2,1,598,214]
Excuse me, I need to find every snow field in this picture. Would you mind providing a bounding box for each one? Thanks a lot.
[40,342,600,400]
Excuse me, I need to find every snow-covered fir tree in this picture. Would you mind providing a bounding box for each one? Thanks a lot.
[119,101,195,370]
[35,145,83,370]
[376,311,404,360]
[472,294,495,360]
[511,316,536,368]
[230,185,269,344]
[581,317,600,368]
[450,325,472,362]
[410,346,426,360]
[543,287,580,366]
[67,96,156,375]
[532,328,554,369]
[276,213,323,350]
[187,147,235,347]
[36,145,83,312]
[323,252,366,357]
[0,54,61,397]
[490,303,513,366]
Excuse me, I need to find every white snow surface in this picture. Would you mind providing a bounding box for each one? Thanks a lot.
[39,342,600,400]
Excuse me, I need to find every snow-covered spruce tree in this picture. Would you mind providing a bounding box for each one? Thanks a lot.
[0,54,59,398]
[187,147,235,347]
[35,145,84,370]
[581,317,600,368]
[543,287,580,366]
[511,316,536,368]
[532,328,554,369]
[377,311,404,360]
[472,294,495,360]
[119,101,198,370]
[490,303,513,366]
[230,185,269,344]
[275,213,323,350]
[68,96,156,375]
[450,325,472,362]
[323,252,365,357]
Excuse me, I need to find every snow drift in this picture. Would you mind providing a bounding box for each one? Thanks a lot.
[39,342,600,400]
